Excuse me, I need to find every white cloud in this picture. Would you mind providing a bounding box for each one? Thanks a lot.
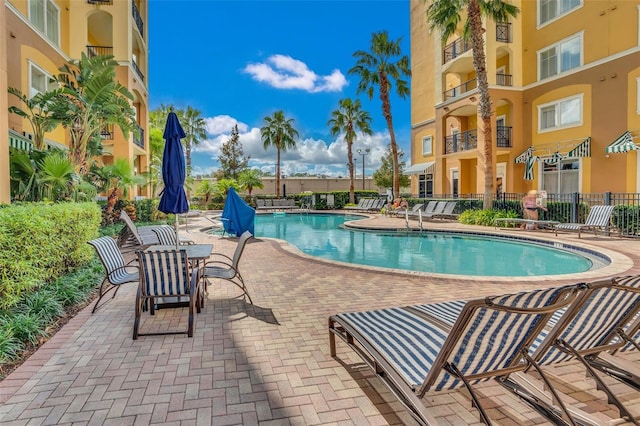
[192,114,394,178]
[204,115,248,135]
[243,54,347,93]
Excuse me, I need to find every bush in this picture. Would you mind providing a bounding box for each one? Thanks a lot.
[458,209,519,226]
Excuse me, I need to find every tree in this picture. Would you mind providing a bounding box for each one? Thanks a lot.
[328,98,373,204]
[260,110,299,198]
[195,179,217,207]
[373,143,410,190]
[238,169,264,196]
[88,158,146,221]
[426,0,519,209]
[215,178,239,196]
[8,87,62,150]
[349,30,410,198]
[178,106,207,177]
[52,54,138,173]
[149,104,174,129]
[219,124,249,179]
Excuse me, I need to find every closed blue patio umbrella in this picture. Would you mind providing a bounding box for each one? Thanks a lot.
[158,111,189,247]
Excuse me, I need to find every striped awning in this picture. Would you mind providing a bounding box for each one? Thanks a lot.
[515,137,590,180]
[567,137,591,158]
[605,131,640,154]
[515,147,533,164]
[404,161,435,175]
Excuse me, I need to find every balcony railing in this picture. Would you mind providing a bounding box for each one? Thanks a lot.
[496,73,513,86]
[100,124,114,140]
[87,0,113,4]
[443,37,471,64]
[496,125,512,148]
[444,129,478,154]
[443,78,477,100]
[87,45,113,58]
[496,22,511,43]
[132,60,145,82]
[134,124,144,149]
[132,2,144,37]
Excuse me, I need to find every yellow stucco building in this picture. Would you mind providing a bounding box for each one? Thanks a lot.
[409,0,640,198]
[0,0,150,203]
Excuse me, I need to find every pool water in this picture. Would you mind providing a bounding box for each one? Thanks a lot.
[253,213,600,277]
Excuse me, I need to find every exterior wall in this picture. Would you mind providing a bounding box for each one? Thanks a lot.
[409,0,640,196]
[0,3,9,203]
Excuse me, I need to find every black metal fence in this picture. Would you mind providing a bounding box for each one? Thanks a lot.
[407,192,640,237]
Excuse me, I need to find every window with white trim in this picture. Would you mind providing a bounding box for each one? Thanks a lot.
[29,63,54,98]
[542,159,579,194]
[538,95,582,131]
[539,0,581,26]
[539,34,581,80]
[422,136,433,155]
[29,0,59,45]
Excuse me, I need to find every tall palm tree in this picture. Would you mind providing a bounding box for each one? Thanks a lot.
[260,111,299,198]
[328,98,373,204]
[89,158,146,219]
[178,106,207,177]
[426,0,518,209]
[52,54,137,174]
[349,31,410,198]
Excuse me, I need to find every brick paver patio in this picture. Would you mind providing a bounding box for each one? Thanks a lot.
[1,213,639,425]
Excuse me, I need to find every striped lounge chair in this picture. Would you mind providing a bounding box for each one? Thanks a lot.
[151,224,195,246]
[554,205,616,238]
[506,275,640,425]
[329,284,583,425]
[134,249,203,339]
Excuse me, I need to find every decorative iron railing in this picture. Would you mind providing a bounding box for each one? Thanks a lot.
[87,45,113,58]
[443,37,471,63]
[87,0,113,4]
[100,124,114,140]
[134,124,144,149]
[132,2,144,37]
[132,60,145,82]
[444,129,478,154]
[443,78,477,100]
[496,125,512,148]
[496,22,511,43]
[496,73,513,86]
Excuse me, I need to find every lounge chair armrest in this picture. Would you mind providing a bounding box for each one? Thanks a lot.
[206,253,233,263]
[203,260,234,270]
[107,264,139,277]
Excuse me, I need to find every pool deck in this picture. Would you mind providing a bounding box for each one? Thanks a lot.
[1,212,640,425]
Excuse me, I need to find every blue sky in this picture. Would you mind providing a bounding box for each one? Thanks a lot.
[148,0,411,177]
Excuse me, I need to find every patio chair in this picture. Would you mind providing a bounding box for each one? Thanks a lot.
[202,230,253,303]
[430,201,458,220]
[88,236,139,314]
[133,249,202,339]
[329,283,583,425]
[501,275,640,425]
[421,200,448,219]
[151,224,195,246]
[394,203,423,217]
[118,210,161,248]
[554,205,616,237]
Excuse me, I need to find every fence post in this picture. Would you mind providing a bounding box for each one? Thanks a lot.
[605,192,611,205]
[571,192,579,223]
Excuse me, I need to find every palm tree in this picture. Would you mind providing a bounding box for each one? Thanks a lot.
[149,104,174,129]
[52,54,138,174]
[349,31,410,198]
[260,111,299,198]
[8,87,62,150]
[89,158,146,220]
[195,179,217,208]
[178,106,207,177]
[328,98,373,204]
[238,169,264,196]
[426,0,519,209]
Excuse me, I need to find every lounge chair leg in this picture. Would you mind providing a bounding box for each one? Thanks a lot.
[445,362,493,425]
[133,290,142,340]
[328,318,337,357]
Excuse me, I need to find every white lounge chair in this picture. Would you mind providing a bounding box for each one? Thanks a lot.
[554,205,616,237]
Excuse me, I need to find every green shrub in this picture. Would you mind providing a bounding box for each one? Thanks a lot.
[458,209,519,226]
[3,313,46,346]
[0,327,21,363]
[21,290,64,324]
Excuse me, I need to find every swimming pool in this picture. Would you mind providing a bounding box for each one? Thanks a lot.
[253,213,608,277]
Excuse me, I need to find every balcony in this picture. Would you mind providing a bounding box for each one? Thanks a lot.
[444,129,477,154]
[132,60,145,82]
[443,37,471,64]
[496,126,512,148]
[496,73,513,86]
[87,0,113,4]
[443,78,477,101]
[496,22,511,43]
[100,124,114,140]
[132,2,144,38]
[87,45,113,58]
[134,124,144,149]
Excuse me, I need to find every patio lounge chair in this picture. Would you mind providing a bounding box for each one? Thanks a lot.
[554,205,616,238]
[430,201,458,220]
[118,210,161,248]
[202,230,253,303]
[394,203,423,217]
[406,200,438,220]
[151,224,195,246]
[133,249,202,339]
[329,283,583,425]
[501,275,640,425]
[88,236,139,314]
[420,200,448,219]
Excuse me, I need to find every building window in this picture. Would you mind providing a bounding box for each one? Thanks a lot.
[542,159,580,194]
[539,0,581,26]
[538,95,582,131]
[538,34,581,80]
[422,136,433,155]
[418,173,433,198]
[29,62,54,98]
[29,0,59,45]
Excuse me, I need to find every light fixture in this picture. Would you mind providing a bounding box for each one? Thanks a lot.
[469,96,477,102]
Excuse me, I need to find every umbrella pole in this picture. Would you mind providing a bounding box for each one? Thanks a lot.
[175,214,180,250]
